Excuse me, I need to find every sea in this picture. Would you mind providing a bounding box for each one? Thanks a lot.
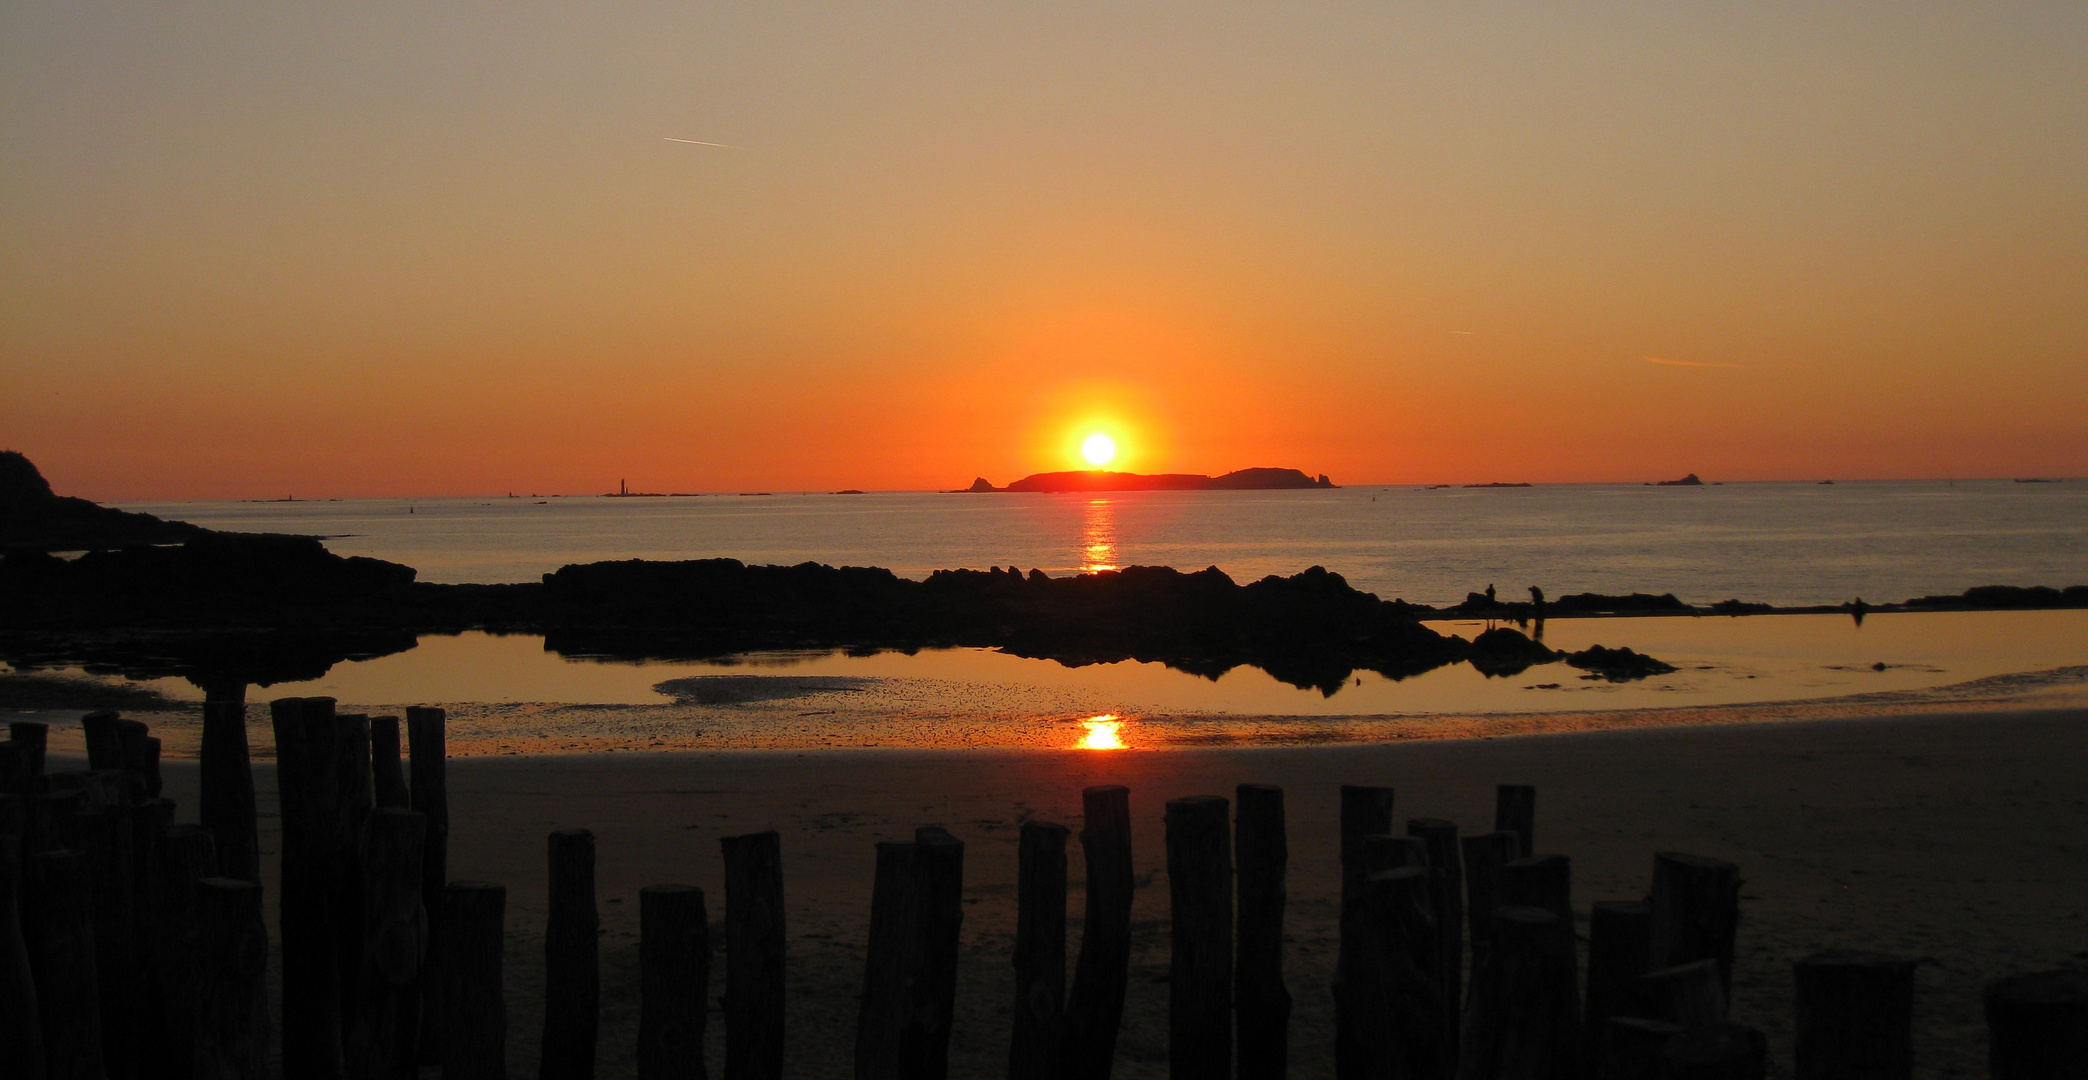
[16,480,2086,754]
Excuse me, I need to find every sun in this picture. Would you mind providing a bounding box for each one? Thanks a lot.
[1081,432,1118,467]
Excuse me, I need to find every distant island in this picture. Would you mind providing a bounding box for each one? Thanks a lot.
[961,467,1336,493]
[1654,473,1705,486]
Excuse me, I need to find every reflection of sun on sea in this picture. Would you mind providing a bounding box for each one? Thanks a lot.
[1078,714,1126,750]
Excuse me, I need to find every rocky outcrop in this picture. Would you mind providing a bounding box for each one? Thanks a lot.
[0,451,207,551]
[1565,645,1677,681]
[990,468,1336,493]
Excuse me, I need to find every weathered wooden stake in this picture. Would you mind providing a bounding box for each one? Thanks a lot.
[1493,784,1536,857]
[857,840,924,1080]
[0,837,47,1080]
[638,884,709,1080]
[273,695,344,1079]
[904,826,965,1079]
[441,882,507,1080]
[69,804,140,1080]
[129,796,175,1068]
[1366,866,1448,1080]
[1792,950,1916,1080]
[1637,959,1728,1029]
[1234,785,1290,1080]
[1011,821,1069,1080]
[407,705,450,1066]
[28,849,103,1080]
[334,712,376,1039]
[195,877,270,1079]
[353,808,426,1080]
[722,830,786,1080]
[1459,831,1521,981]
[1334,784,1395,1080]
[1362,833,1429,875]
[8,721,48,790]
[542,827,599,1080]
[1063,785,1134,1080]
[1664,1022,1768,1080]
[82,710,124,770]
[1983,969,2088,1079]
[155,824,218,1080]
[370,716,409,811]
[115,719,160,797]
[1408,816,1462,1074]
[1500,853,1573,925]
[200,699,260,881]
[1648,852,1742,1002]
[1459,905,1580,1080]
[1585,900,1652,1071]
[1602,1017,1684,1080]
[1165,796,1232,1080]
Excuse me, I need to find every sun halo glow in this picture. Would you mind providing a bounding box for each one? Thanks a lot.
[1080,432,1118,467]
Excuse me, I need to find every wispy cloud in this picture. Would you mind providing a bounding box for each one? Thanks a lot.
[664,137,740,148]
[1643,356,1742,369]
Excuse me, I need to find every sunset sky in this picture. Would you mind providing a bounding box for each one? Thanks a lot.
[4,3,2084,498]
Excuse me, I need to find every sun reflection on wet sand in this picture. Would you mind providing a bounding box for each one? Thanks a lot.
[1081,498,1118,572]
[1078,714,1127,750]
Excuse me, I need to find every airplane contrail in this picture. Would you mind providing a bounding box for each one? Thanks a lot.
[665,137,739,148]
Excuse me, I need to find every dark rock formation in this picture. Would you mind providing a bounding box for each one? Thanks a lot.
[1655,474,1705,486]
[1565,645,1677,682]
[1903,584,2088,609]
[0,450,207,551]
[991,468,1335,493]
[1708,599,1775,615]
[1466,627,1558,677]
[1461,482,1532,489]
[1,532,416,628]
[1551,592,1695,615]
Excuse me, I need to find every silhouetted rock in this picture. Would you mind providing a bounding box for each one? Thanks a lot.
[1655,473,1705,486]
[1903,584,2088,609]
[1551,592,1694,615]
[0,450,208,551]
[1461,482,1532,489]
[1467,626,1558,677]
[960,477,998,492]
[1564,645,1677,681]
[1709,599,1775,614]
[997,468,1335,492]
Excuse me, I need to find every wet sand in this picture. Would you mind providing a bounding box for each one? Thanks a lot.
[135,704,2088,1078]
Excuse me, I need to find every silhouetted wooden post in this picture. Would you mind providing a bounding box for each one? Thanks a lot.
[114,718,160,797]
[857,840,924,1080]
[370,717,409,810]
[195,877,269,1079]
[273,695,344,1079]
[1637,959,1727,1029]
[352,808,426,1080]
[1165,796,1231,1080]
[200,699,260,881]
[28,849,103,1080]
[1362,833,1429,875]
[1665,1022,1767,1079]
[1334,785,1395,1080]
[1459,831,1520,981]
[1493,785,1535,857]
[1459,906,1579,1080]
[1011,821,1068,1080]
[904,826,964,1079]
[69,804,140,1080]
[1983,969,2088,1079]
[130,795,175,1066]
[1791,950,1915,1080]
[82,710,124,770]
[442,882,507,1080]
[8,721,48,790]
[0,837,47,1080]
[1648,852,1742,1003]
[334,712,376,1039]
[156,824,217,1080]
[542,828,599,1080]
[407,705,449,1066]
[1062,785,1134,1080]
[1367,866,1448,1080]
[1500,853,1572,924]
[1408,816,1462,1072]
[1602,1017,1683,1080]
[722,830,785,1080]
[1234,785,1289,1080]
[1585,900,1652,1071]
[638,884,709,1080]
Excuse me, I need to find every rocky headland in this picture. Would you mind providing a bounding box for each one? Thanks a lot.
[964,467,1336,493]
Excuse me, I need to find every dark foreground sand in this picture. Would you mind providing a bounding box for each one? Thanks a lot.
[148,706,2088,1079]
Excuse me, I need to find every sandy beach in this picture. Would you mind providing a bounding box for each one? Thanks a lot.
[126,704,2088,1078]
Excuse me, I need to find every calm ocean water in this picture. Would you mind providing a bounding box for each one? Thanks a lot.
[123,480,2084,607]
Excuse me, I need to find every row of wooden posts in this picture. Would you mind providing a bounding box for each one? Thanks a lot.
[4,700,2086,1079]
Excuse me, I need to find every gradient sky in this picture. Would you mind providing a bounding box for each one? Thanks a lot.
[4,2,2084,498]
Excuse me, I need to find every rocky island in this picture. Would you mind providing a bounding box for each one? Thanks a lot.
[962,466,1336,493]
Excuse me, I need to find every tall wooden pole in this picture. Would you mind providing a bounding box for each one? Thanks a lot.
[200,699,259,882]
[1585,900,1651,1074]
[333,713,376,1043]
[1500,854,1573,925]
[1334,785,1394,1080]
[273,695,344,1079]
[195,877,270,1080]
[28,849,104,1080]
[1165,796,1232,1080]
[1234,785,1290,1080]
[1648,852,1742,1003]
[856,840,923,1080]
[441,882,507,1080]
[406,705,449,1066]
[903,826,965,1080]
[1493,785,1536,857]
[369,717,409,811]
[352,808,427,1080]
[722,830,785,1080]
[1460,905,1580,1079]
[541,827,599,1080]
[1408,817,1462,1078]
[1063,785,1134,1080]
[1010,821,1068,1080]
[1793,950,1916,1080]
[155,824,218,1080]
[0,835,46,1080]
[638,884,709,1080]
[1459,831,1521,981]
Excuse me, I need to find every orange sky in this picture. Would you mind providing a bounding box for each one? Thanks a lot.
[4,3,2084,499]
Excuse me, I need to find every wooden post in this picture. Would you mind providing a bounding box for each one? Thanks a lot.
[542,827,599,1080]
[8,721,48,790]
[1792,950,1916,1080]
[334,712,375,1040]
[69,804,140,1080]
[28,849,103,1080]
[1011,821,1068,1080]
[370,717,409,811]
[1664,1022,1767,1080]
[1366,866,1448,1080]
[1362,833,1428,874]
[195,877,270,1079]
[722,830,785,1080]
[1459,905,1580,1080]
[273,695,344,1079]
[638,884,709,1080]
[1334,784,1394,1080]
[441,882,508,1080]
[200,699,260,882]
[1500,853,1572,924]
[1459,831,1521,982]
[1234,785,1289,1080]
[114,719,160,798]
[407,705,449,1066]
[1408,816,1462,1073]
[856,840,923,1080]
[1063,785,1134,1080]
[1585,900,1652,1072]
[1636,960,1728,1030]
[903,826,964,1079]
[1648,852,1742,1003]
[1493,785,1535,857]
[1983,969,2088,1079]
[155,824,218,1080]
[1601,1017,1684,1080]
[1165,796,1231,1080]
[82,710,124,770]
[0,836,47,1080]
[130,795,175,1069]
[352,808,426,1080]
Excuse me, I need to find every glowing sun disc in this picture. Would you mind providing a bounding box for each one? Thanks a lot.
[1078,715,1126,750]
[1081,432,1118,467]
